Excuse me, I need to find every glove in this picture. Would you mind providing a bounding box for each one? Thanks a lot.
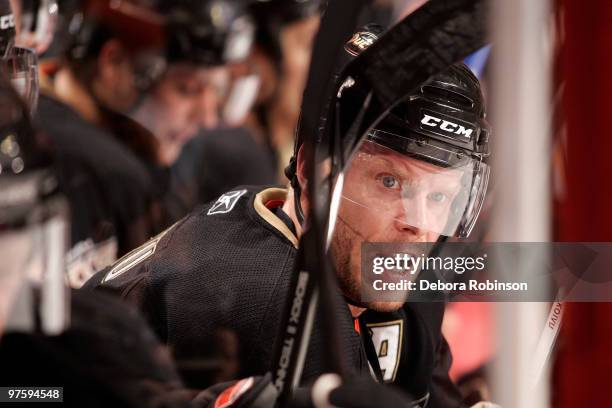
[193,373,278,408]
[291,373,424,408]
[194,373,424,408]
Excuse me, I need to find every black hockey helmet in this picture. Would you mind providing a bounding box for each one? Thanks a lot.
[338,62,491,162]
[248,0,322,73]
[287,24,491,238]
[158,0,255,67]
[61,0,166,91]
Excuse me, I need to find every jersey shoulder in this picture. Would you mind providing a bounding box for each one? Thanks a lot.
[85,186,298,313]
[36,93,153,190]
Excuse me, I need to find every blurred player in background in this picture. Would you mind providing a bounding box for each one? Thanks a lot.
[34,0,168,286]
[133,0,255,167]
[171,0,322,212]
[131,0,258,220]
[0,15,195,402]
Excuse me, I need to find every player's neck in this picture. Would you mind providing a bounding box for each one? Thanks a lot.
[54,68,103,125]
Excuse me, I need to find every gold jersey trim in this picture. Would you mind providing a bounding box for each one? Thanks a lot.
[253,188,298,249]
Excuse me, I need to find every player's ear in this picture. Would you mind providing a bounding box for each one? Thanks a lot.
[97,39,129,84]
[296,144,309,192]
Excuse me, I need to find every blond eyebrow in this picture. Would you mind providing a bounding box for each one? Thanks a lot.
[367,152,466,195]
[371,151,460,178]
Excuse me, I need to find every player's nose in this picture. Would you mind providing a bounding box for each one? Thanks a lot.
[393,218,429,241]
[195,86,220,129]
[394,195,429,241]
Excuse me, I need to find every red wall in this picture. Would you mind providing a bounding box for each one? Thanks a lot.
[554,0,612,406]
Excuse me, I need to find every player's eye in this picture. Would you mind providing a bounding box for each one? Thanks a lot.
[428,191,448,203]
[377,174,400,190]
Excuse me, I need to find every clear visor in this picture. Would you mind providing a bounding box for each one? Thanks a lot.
[4,46,39,113]
[223,16,255,63]
[341,134,489,238]
[222,62,259,126]
[0,194,69,335]
[14,0,59,55]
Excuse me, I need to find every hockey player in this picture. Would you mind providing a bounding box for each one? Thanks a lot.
[0,7,193,403]
[132,0,255,166]
[171,0,323,212]
[130,0,257,221]
[0,63,419,408]
[84,22,491,408]
[35,0,169,286]
[0,66,197,407]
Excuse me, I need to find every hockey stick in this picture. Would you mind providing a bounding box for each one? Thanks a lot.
[272,0,488,405]
[271,1,369,404]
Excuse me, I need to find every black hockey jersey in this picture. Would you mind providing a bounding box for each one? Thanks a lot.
[171,127,277,212]
[36,93,160,286]
[84,186,465,407]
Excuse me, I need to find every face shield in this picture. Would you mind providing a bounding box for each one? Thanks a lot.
[0,79,69,335]
[0,172,70,335]
[0,1,39,113]
[220,16,258,126]
[222,61,259,126]
[4,45,38,111]
[340,130,489,239]
[13,0,59,54]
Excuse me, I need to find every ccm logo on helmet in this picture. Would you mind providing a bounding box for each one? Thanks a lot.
[0,14,15,30]
[421,113,473,139]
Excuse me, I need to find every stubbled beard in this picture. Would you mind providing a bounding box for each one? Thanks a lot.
[331,215,362,305]
[332,216,404,313]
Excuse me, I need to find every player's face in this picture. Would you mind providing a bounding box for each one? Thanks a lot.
[331,141,464,312]
[91,41,141,113]
[134,63,229,165]
[111,52,140,112]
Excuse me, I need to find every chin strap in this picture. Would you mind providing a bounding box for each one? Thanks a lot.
[286,155,306,227]
[293,184,306,227]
